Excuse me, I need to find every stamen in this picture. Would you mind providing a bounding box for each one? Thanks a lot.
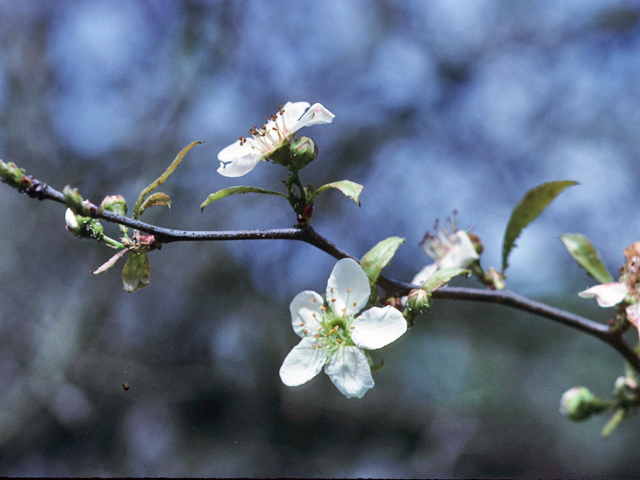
[350,326,355,329]
[353,302,357,307]
[330,288,334,293]
[317,343,322,348]
[312,313,317,318]
[314,333,320,339]
[337,339,342,344]
[347,288,351,293]
[312,298,317,303]
[300,322,305,327]
[341,308,346,312]
[303,329,308,335]
[320,306,327,311]
[312,344,316,350]
[331,298,336,303]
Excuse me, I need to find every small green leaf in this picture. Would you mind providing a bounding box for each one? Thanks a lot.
[122,253,151,293]
[560,233,614,284]
[360,237,405,285]
[421,267,469,292]
[314,180,364,206]
[200,186,288,211]
[602,408,625,438]
[139,192,171,216]
[502,180,578,272]
[134,141,202,219]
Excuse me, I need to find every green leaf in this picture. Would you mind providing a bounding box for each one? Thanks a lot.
[139,192,171,216]
[122,253,151,293]
[421,267,469,292]
[314,180,364,206]
[360,237,405,285]
[560,233,614,284]
[502,180,578,272]
[133,141,202,219]
[200,186,288,211]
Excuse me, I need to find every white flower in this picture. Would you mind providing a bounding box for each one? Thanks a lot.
[217,101,335,177]
[411,226,479,286]
[65,208,79,231]
[579,282,640,328]
[279,258,407,398]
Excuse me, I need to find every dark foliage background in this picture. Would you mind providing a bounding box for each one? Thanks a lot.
[1,0,640,477]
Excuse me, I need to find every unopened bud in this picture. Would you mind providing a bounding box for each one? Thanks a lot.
[290,136,318,170]
[65,208,104,240]
[406,288,432,315]
[486,267,506,290]
[63,185,86,214]
[559,387,609,421]
[101,195,127,216]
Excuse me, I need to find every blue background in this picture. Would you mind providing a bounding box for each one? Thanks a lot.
[1,0,640,476]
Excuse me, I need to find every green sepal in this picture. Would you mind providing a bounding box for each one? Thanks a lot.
[313,180,364,206]
[122,252,151,293]
[602,408,625,438]
[502,180,578,272]
[200,186,288,211]
[133,141,202,220]
[421,267,469,292]
[360,237,405,286]
[139,192,172,216]
[560,233,614,284]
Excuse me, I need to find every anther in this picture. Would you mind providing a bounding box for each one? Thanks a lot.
[330,288,334,293]
[353,302,357,307]
[300,322,305,327]
[350,326,355,329]
[312,344,316,350]
[337,339,342,344]
[347,288,351,293]
[341,308,346,313]
[331,298,336,303]
[312,298,317,303]
[303,329,308,335]
[314,333,320,338]
[312,313,317,318]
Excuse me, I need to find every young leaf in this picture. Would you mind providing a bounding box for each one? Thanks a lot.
[200,186,288,211]
[122,253,151,293]
[360,237,405,285]
[133,141,202,219]
[560,233,614,284]
[502,180,578,272]
[92,248,130,275]
[313,180,364,206]
[139,192,172,216]
[421,267,469,292]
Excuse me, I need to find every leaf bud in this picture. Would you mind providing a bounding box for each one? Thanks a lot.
[101,195,128,216]
[63,185,87,215]
[559,387,609,421]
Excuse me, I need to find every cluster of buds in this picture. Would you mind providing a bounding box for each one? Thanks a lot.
[65,207,104,240]
[559,387,610,421]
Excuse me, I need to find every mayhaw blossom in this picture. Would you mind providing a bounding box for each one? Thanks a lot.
[411,216,480,286]
[217,101,335,177]
[279,258,407,399]
[579,241,640,330]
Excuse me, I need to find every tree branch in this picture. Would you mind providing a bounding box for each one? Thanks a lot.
[5,175,640,373]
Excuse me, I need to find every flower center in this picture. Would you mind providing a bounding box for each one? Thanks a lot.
[238,105,290,155]
[300,287,359,357]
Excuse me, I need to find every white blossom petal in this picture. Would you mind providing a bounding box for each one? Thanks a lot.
[289,290,325,337]
[326,258,370,318]
[324,346,374,398]
[438,231,479,269]
[217,153,262,177]
[289,103,335,132]
[279,101,311,133]
[411,263,438,286]
[626,303,640,328]
[279,337,327,387]
[351,306,407,350]
[578,282,628,307]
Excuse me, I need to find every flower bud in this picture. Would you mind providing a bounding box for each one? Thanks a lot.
[65,208,81,234]
[406,288,432,315]
[65,208,104,240]
[63,185,86,214]
[101,195,127,216]
[289,136,318,170]
[485,268,506,290]
[559,387,609,421]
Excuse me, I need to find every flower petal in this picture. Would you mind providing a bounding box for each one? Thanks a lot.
[217,153,262,177]
[351,305,407,350]
[438,231,479,269]
[326,258,370,318]
[626,303,640,329]
[289,290,325,337]
[411,263,438,286]
[578,282,628,307]
[324,346,374,398]
[279,101,311,135]
[279,337,327,387]
[289,103,335,132]
[218,139,253,162]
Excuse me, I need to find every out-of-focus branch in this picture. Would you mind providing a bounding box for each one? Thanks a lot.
[4,173,640,373]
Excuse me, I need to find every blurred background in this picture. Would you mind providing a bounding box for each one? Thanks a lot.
[1,0,640,476]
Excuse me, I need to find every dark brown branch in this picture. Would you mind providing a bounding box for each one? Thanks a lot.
[6,176,640,373]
